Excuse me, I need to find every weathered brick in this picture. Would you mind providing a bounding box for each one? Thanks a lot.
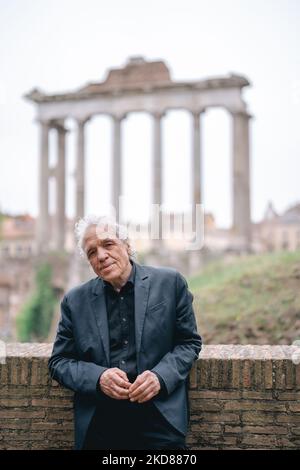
[264,360,273,389]
[224,401,286,412]
[242,390,273,400]
[31,359,49,386]
[232,360,241,389]
[49,388,73,398]
[0,398,29,407]
[0,365,9,385]
[289,403,300,412]
[241,434,278,447]
[194,391,241,400]
[277,414,300,424]
[285,361,295,389]
[0,386,49,397]
[32,421,74,431]
[32,398,72,408]
[46,410,73,420]
[275,360,286,390]
[243,425,287,435]
[242,360,252,388]
[45,431,73,441]
[276,437,299,448]
[242,411,275,424]
[0,420,30,430]
[224,425,242,433]
[222,360,231,389]
[199,412,240,423]
[198,359,210,389]
[4,431,45,441]
[277,391,300,400]
[0,410,45,419]
[296,365,300,389]
[5,442,30,450]
[189,363,197,389]
[254,361,262,389]
[191,400,222,412]
[290,427,300,435]
[211,359,223,389]
[10,358,19,385]
[190,423,222,433]
[19,359,29,385]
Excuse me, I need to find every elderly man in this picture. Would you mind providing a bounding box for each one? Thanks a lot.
[49,216,202,450]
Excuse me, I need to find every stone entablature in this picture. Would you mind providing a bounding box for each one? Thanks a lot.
[25,57,252,254]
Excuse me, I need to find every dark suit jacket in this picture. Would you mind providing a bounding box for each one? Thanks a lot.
[48,262,202,449]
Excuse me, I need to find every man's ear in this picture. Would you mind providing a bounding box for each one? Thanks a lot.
[125,241,131,257]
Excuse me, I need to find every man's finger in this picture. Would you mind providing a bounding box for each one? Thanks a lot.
[137,390,156,403]
[134,384,156,401]
[112,384,130,397]
[113,375,131,388]
[115,369,130,382]
[129,382,153,401]
[128,373,147,392]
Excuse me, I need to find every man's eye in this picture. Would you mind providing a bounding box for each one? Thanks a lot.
[88,250,96,257]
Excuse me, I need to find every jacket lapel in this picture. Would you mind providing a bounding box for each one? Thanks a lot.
[91,278,110,365]
[134,264,150,363]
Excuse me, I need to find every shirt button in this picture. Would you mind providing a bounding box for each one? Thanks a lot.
[120,297,124,300]
[124,340,128,345]
[122,318,126,322]
[121,360,126,365]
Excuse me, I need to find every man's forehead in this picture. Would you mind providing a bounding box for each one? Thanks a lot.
[83,225,119,246]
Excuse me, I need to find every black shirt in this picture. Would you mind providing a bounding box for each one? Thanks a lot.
[100,260,166,393]
[104,261,138,381]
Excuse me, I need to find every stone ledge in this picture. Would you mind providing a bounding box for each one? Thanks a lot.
[0,344,300,450]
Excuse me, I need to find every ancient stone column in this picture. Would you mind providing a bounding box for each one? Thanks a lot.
[54,122,67,251]
[191,110,204,228]
[112,115,125,223]
[75,119,87,220]
[37,120,50,253]
[232,111,252,249]
[152,112,165,245]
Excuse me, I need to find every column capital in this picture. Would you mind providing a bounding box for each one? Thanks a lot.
[230,109,253,120]
[35,118,51,127]
[151,111,166,120]
[75,116,91,127]
[189,108,206,117]
[50,119,68,133]
[111,113,127,122]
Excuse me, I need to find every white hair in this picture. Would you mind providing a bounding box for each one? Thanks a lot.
[74,215,136,259]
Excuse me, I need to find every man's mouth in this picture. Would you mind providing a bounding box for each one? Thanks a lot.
[101,263,114,272]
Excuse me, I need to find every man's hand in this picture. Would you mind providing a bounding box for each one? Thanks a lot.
[99,368,131,400]
[128,370,161,403]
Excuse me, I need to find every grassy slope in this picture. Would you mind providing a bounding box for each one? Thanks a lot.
[188,250,300,345]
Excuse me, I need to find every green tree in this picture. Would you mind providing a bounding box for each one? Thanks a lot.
[17,263,57,342]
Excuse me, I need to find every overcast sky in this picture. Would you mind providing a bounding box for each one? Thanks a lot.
[0,0,299,227]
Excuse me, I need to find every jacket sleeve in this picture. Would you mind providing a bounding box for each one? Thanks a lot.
[151,271,202,395]
[48,295,108,397]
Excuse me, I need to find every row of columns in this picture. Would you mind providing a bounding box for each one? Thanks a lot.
[37,110,251,253]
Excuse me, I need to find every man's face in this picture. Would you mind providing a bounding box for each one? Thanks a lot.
[83,225,131,283]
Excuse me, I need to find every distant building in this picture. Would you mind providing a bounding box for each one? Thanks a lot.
[254,202,300,252]
[0,214,36,259]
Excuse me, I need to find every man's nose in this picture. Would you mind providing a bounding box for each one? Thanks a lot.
[96,246,108,261]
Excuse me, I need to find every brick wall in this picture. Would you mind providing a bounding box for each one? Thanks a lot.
[0,344,299,450]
